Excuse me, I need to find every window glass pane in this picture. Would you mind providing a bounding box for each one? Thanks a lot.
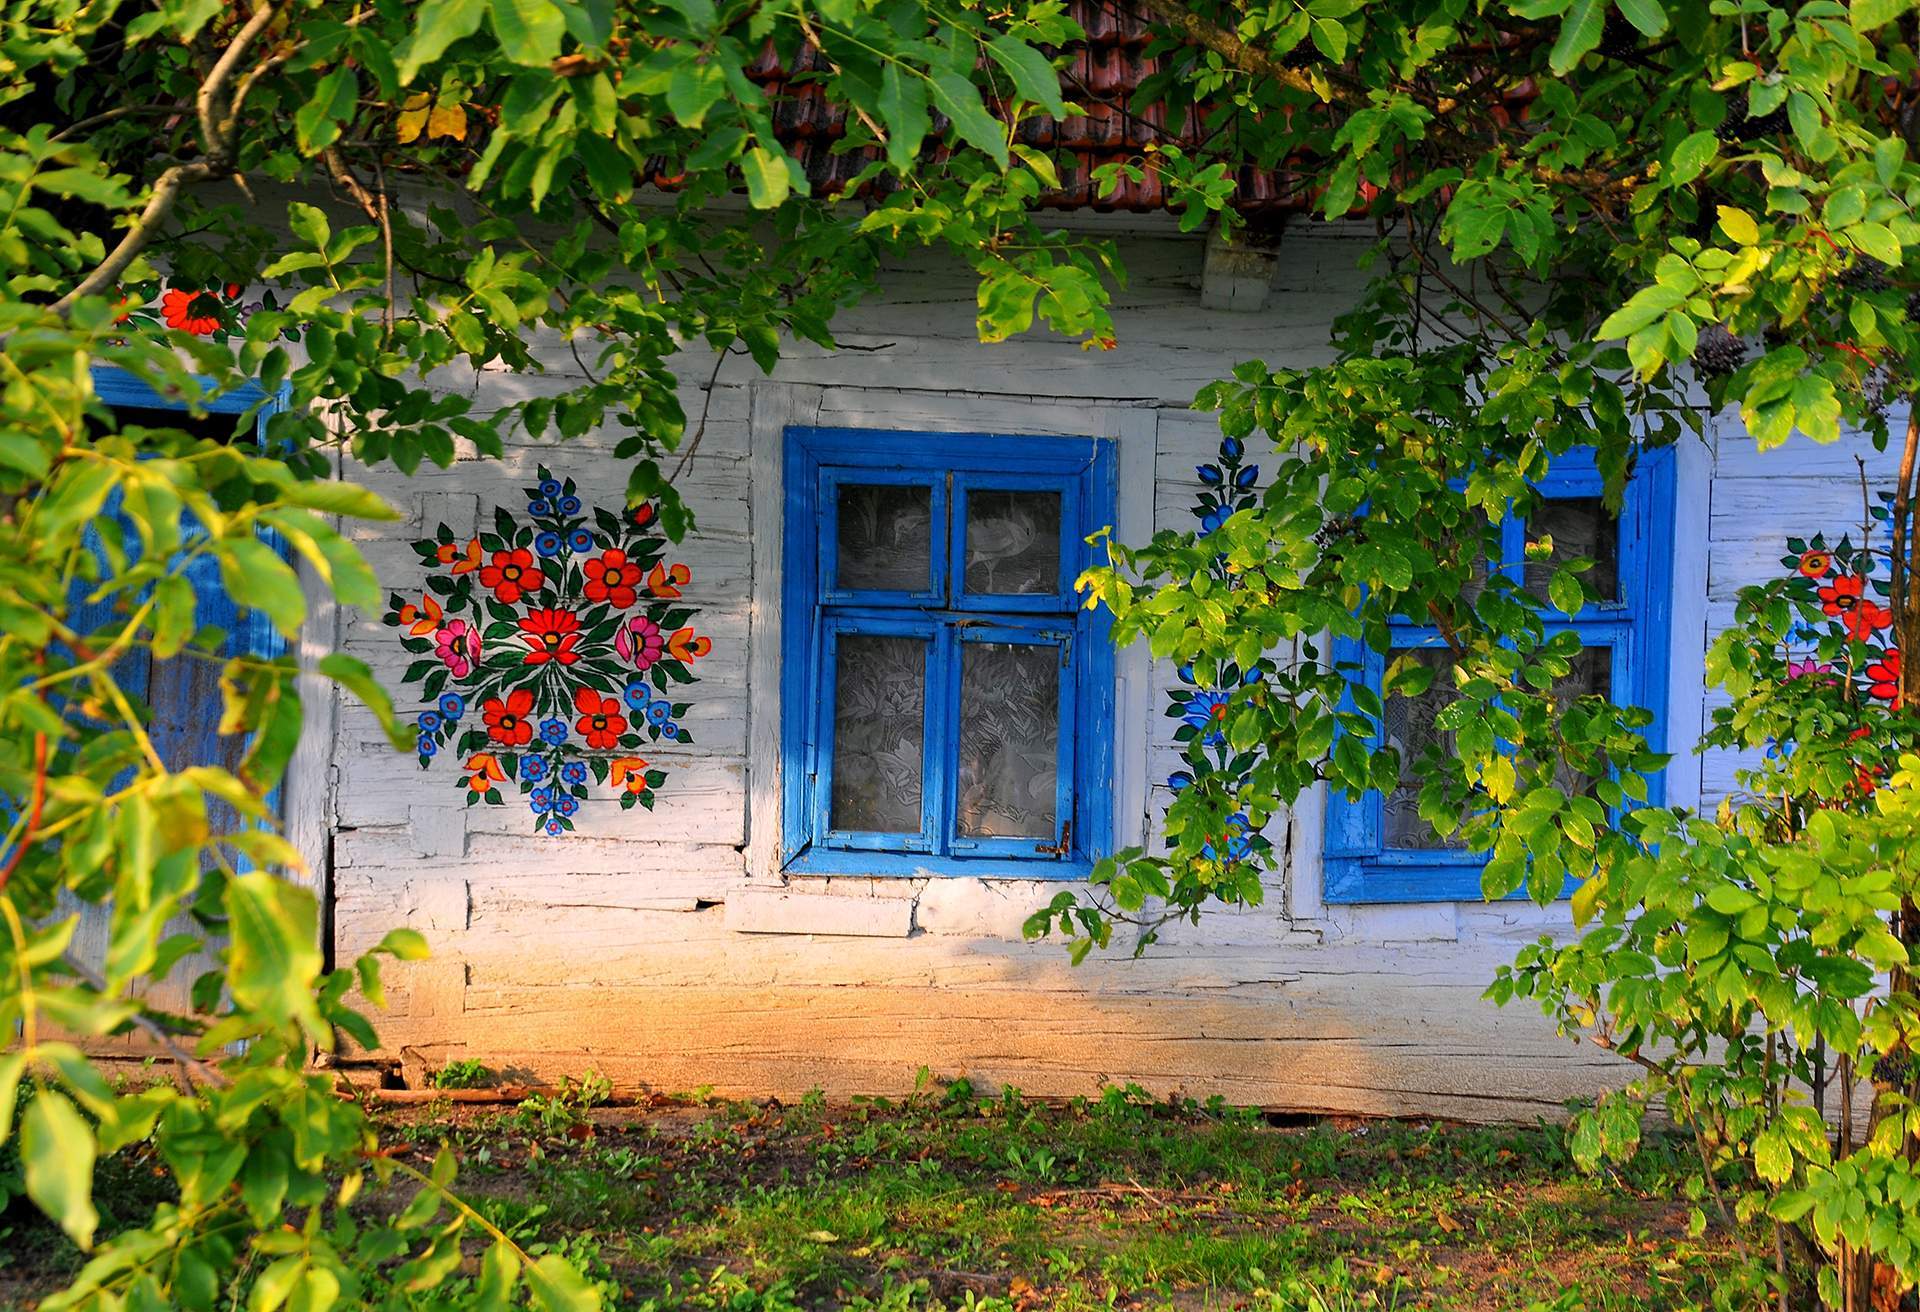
[957,642,1060,838]
[830,635,926,833]
[1524,497,1618,604]
[836,484,933,592]
[963,490,1061,596]
[1552,646,1614,798]
[1382,647,1467,850]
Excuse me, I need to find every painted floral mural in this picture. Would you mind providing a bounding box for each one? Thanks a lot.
[1163,437,1271,868]
[383,466,711,834]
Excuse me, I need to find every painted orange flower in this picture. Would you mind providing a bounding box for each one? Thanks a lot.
[464,753,508,793]
[437,538,483,574]
[646,562,689,599]
[480,547,545,604]
[1797,550,1834,578]
[609,756,651,794]
[397,594,442,637]
[668,626,711,662]
[584,549,643,608]
[519,607,582,666]
[483,688,536,746]
[573,687,628,749]
[159,285,234,335]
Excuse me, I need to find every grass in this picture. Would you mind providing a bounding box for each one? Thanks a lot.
[0,1079,1765,1311]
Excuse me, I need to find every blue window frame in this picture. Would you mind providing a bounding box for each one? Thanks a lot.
[780,427,1117,876]
[1322,447,1676,903]
[78,368,292,823]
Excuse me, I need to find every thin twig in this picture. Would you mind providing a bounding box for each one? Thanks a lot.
[0,733,49,893]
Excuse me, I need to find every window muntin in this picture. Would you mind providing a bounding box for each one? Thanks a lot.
[1323,449,1675,903]
[781,429,1114,875]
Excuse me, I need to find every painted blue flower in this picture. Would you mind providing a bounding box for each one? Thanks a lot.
[1242,667,1263,686]
[416,734,437,757]
[530,787,555,814]
[1177,663,1195,683]
[567,528,594,553]
[545,817,565,836]
[1202,813,1254,862]
[1168,771,1194,792]
[624,681,652,711]
[1234,464,1260,488]
[558,495,581,515]
[1197,464,1223,485]
[1200,509,1227,535]
[560,761,588,786]
[646,701,670,726]
[1220,437,1243,460]
[535,531,563,557]
[1181,688,1231,744]
[439,693,464,720]
[539,478,563,498]
[521,756,548,782]
[417,710,442,732]
[556,794,580,817]
[529,498,552,516]
[662,720,680,738]
[540,719,569,745]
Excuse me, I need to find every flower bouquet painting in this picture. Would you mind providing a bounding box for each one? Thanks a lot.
[383,466,712,835]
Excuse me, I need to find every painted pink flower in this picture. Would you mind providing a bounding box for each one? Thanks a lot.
[1786,658,1832,681]
[615,614,665,670]
[435,618,480,678]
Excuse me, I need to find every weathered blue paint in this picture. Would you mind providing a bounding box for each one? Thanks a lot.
[780,427,1115,877]
[81,368,293,831]
[1323,447,1677,904]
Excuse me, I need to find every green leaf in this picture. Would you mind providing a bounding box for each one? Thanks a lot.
[1613,0,1667,36]
[741,146,790,208]
[1716,205,1759,245]
[225,873,326,1040]
[1549,0,1607,73]
[1852,0,1915,31]
[294,67,359,155]
[23,1090,98,1248]
[525,1253,601,1312]
[1665,131,1718,188]
[667,60,726,130]
[490,0,566,65]
[320,652,408,750]
[216,537,306,637]
[986,36,1065,113]
[928,73,1009,167]
[400,0,490,84]
[878,66,930,171]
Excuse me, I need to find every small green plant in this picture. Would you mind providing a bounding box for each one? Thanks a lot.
[432,1058,493,1090]
[513,1071,615,1136]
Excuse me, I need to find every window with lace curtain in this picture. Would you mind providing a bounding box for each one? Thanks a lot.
[1322,447,1676,903]
[779,428,1117,875]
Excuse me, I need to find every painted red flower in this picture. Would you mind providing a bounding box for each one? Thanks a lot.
[159,286,233,335]
[519,607,582,665]
[1818,574,1893,640]
[583,549,643,609]
[483,688,536,746]
[573,687,629,749]
[1867,650,1902,701]
[480,547,544,604]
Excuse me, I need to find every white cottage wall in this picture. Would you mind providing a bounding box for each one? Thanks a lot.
[318,217,1895,1117]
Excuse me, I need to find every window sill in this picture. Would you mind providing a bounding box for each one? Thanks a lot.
[1323,858,1578,905]
[782,846,1094,880]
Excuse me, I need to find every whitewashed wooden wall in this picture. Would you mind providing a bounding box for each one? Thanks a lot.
[317,218,1893,1118]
